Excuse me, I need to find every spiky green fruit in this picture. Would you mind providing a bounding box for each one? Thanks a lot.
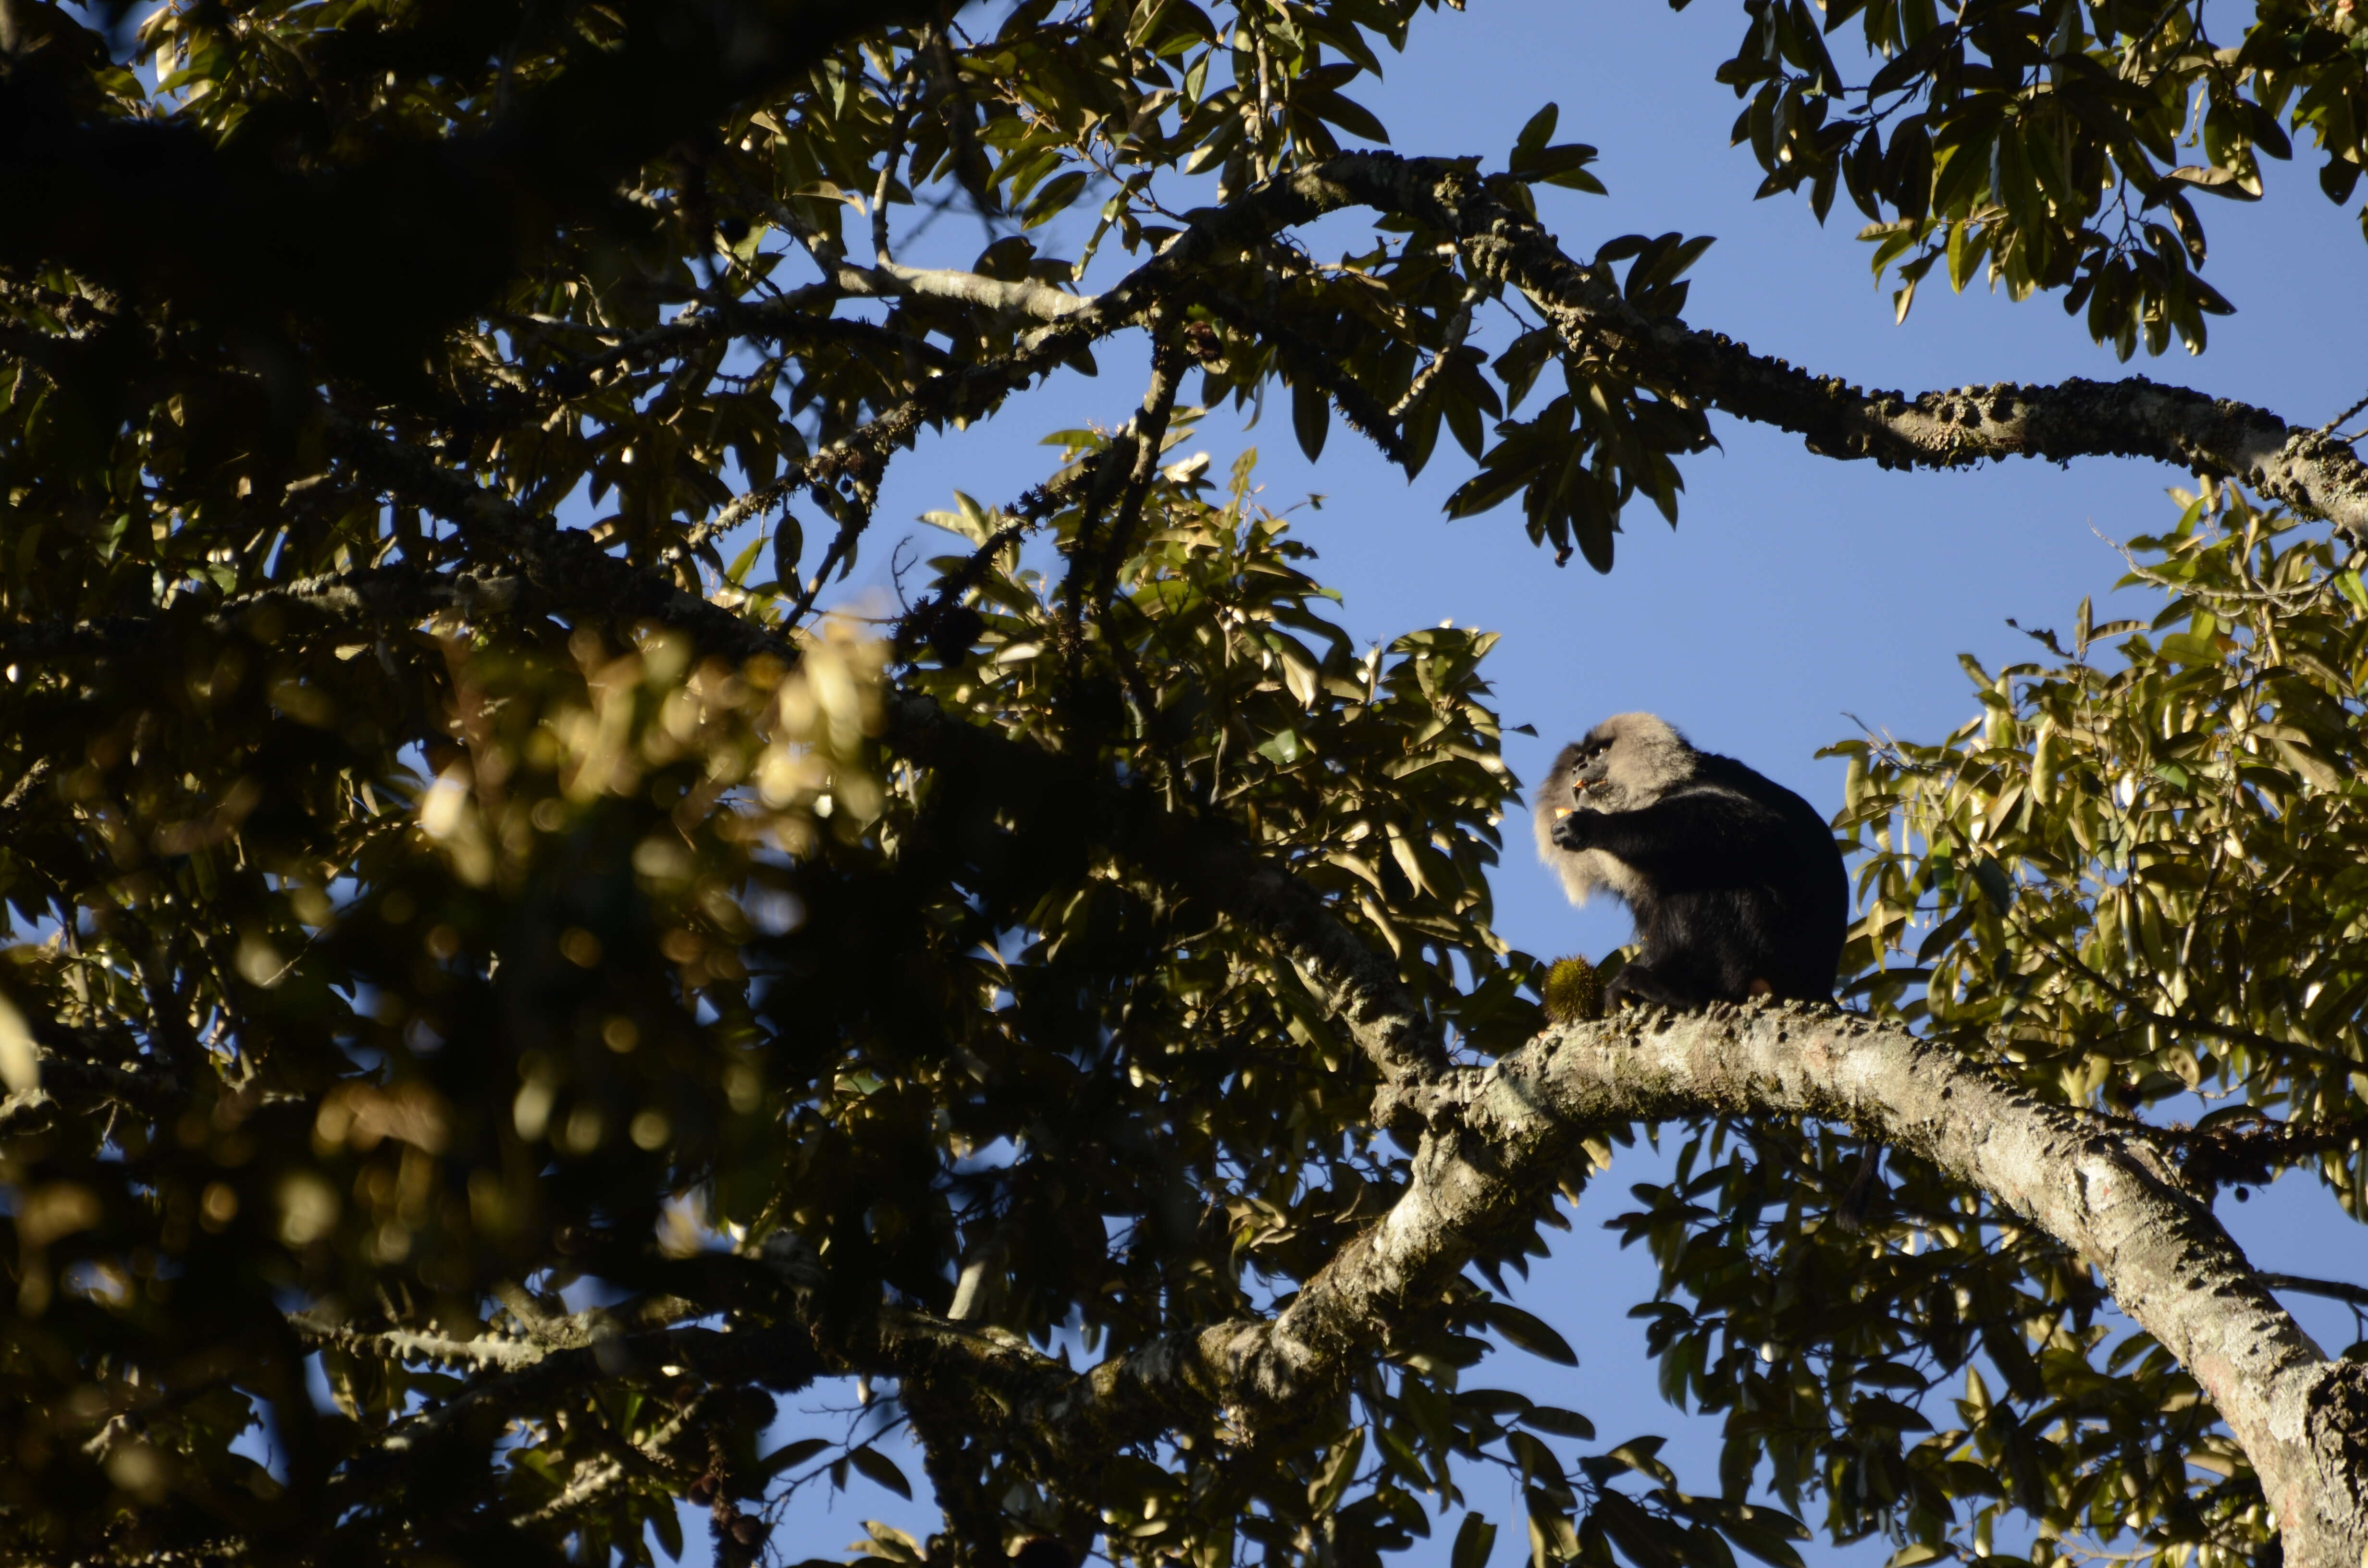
[1542,955,1604,1025]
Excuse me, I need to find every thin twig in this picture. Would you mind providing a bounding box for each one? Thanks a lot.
[1095,329,1190,602]
[1391,285,1478,418]
[891,518,1030,665]
[2258,1274,2368,1311]
[2321,386,2368,439]
[870,44,928,266]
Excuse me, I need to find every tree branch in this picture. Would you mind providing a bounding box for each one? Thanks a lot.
[319,416,787,662]
[2169,1110,2368,1192]
[1062,328,1188,660]
[777,152,2364,540]
[1189,279,1411,471]
[856,261,1095,320]
[538,289,953,392]
[0,563,532,663]
[886,1000,2368,1568]
[1274,153,2368,537]
[1381,1003,2368,1568]
[288,1293,701,1372]
[2261,1275,2368,1312]
[0,0,944,365]
[724,150,2368,576]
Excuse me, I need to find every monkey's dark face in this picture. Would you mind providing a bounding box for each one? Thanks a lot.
[1564,730,1616,800]
[1540,733,1620,851]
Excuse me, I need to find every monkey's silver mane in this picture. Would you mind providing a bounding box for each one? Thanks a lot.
[1532,711,1697,907]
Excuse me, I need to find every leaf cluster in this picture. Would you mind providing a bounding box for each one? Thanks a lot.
[1597,486,2368,1568]
[1689,0,2368,355]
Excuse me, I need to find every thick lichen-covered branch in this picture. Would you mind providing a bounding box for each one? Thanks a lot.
[891,1002,2368,1568]
[288,1293,701,1373]
[1483,1006,2368,1568]
[244,998,2368,1568]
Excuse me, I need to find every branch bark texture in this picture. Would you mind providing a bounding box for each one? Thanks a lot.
[1485,1006,2368,1568]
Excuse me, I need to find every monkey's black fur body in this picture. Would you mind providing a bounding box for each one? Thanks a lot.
[1536,713,1846,1012]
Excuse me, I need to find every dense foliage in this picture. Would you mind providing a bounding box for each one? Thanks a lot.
[3,3,2367,1568]
[1621,487,2368,1568]
[1700,0,2368,355]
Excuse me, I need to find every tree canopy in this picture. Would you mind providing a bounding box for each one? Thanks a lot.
[4,4,2368,1568]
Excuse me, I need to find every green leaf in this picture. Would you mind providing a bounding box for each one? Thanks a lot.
[1590,1492,1683,1568]
[1717,1514,1808,1568]
[861,1522,925,1563]
[1257,728,1307,764]
[1591,1436,1675,1487]
[1849,1394,1934,1433]
[1513,103,1559,162]
[1022,169,1091,229]
[770,511,805,585]
[1301,86,1391,145]
[759,1437,832,1477]
[1454,1512,1500,1568]
[1520,1406,1597,1440]
[1293,378,1331,461]
[1311,1427,1366,1514]
[1541,161,1608,196]
[1867,23,1957,98]
[652,1499,685,1559]
[1485,1303,1579,1365]
[847,1446,913,1499]
[1508,1431,1566,1489]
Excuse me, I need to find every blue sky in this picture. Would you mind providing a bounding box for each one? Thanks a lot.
[663,0,2368,1557]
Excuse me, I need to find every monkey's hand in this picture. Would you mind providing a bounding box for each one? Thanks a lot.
[1550,808,1601,851]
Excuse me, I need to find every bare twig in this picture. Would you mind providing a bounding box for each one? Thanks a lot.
[1096,329,1190,600]
[2260,1274,2368,1311]
[870,46,928,266]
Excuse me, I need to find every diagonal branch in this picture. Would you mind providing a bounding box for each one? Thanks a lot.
[1061,327,1190,660]
[2260,1274,2368,1311]
[703,150,2368,575]
[909,1000,2368,1568]
[1481,1006,2368,1568]
[1269,153,2368,537]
